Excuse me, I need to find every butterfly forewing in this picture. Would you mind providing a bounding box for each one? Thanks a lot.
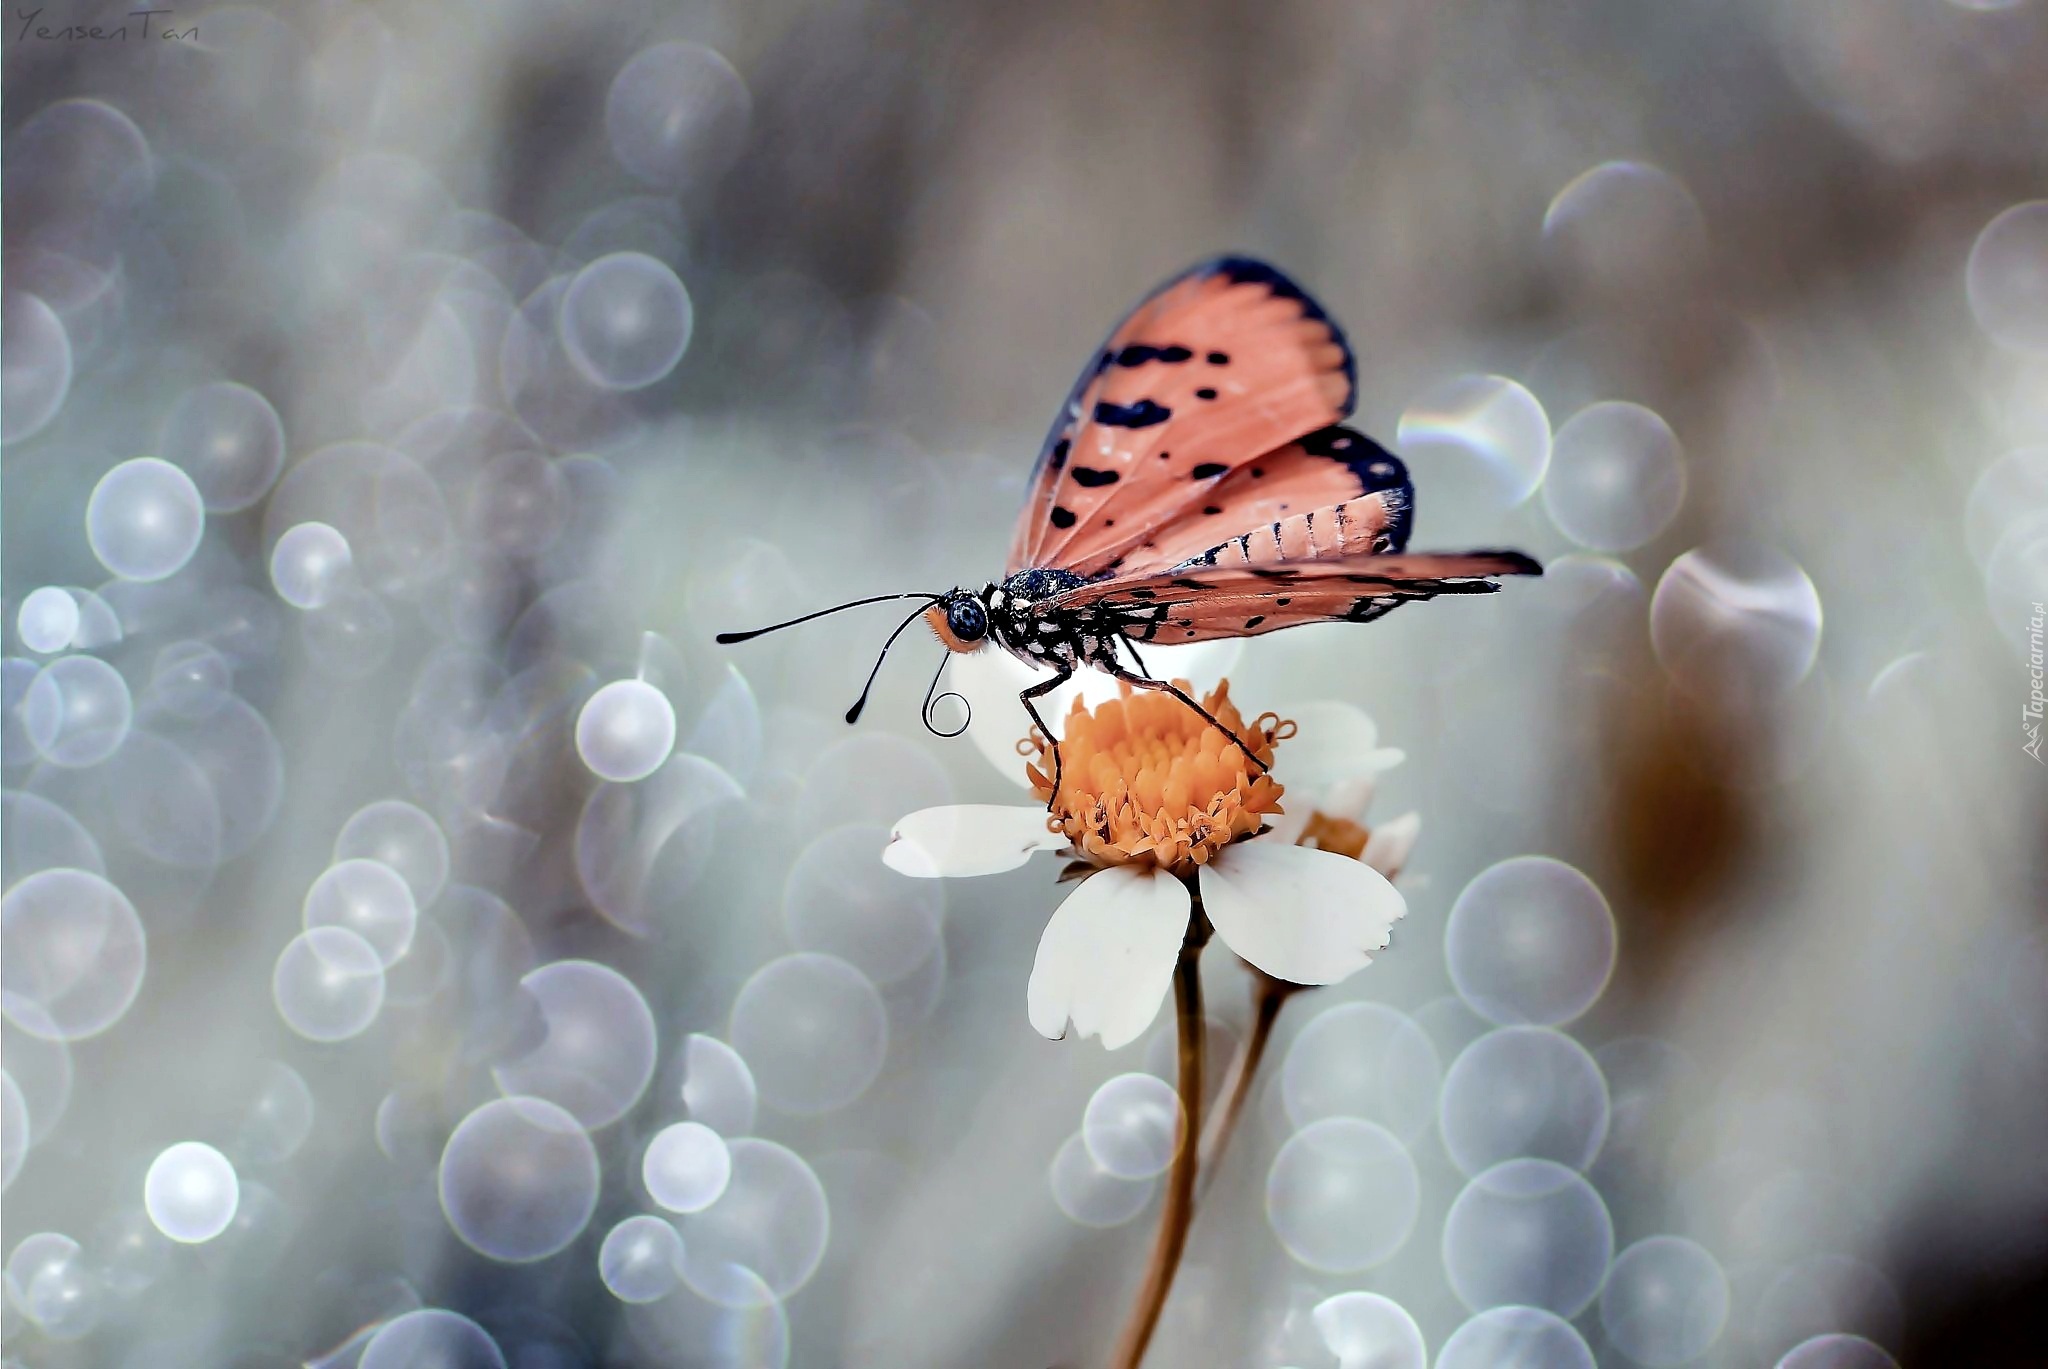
[1008,257,1355,578]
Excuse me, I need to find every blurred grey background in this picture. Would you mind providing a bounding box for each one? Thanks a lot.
[4,0,2048,1365]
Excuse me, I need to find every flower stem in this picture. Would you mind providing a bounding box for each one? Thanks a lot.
[1109,908,1210,1369]
[1196,967,1303,1193]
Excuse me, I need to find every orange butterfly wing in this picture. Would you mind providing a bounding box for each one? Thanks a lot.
[1043,548,1542,644]
[1109,426,1413,578]
[1008,257,1354,578]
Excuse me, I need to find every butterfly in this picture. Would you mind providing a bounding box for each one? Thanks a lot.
[720,255,1540,794]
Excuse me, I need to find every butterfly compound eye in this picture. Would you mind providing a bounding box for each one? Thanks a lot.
[946,598,988,642]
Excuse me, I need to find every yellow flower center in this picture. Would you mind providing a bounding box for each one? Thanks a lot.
[1023,679,1292,874]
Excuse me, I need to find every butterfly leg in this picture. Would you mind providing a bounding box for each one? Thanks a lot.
[1102,663,1272,776]
[1018,667,1076,809]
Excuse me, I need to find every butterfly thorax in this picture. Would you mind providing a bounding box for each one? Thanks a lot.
[986,567,1128,672]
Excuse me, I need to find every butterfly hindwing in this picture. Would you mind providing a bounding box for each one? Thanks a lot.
[1008,257,1355,578]
[1043,549,1541,644]
[1110,425,1414,578]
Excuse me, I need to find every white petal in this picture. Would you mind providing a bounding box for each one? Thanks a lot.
[949,649,1095,787]
[1027,865,1190,1049]
[1199,841,1406,986]
[1362,811,1421,880]
[1263,805,1311,846]
[1322,774,1378,825]
[883,805,1063,878]
[1283,702,1403,788]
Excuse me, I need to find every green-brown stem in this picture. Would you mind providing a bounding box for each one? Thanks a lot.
[1108,905,1209,1369]
[1196,967,1303,1193]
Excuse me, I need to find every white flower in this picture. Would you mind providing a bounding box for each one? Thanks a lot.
[882,678,1416,1049]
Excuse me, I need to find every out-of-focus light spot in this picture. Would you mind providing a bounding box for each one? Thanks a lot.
[87,458,205,583]
[576,753,740,932]
[1439,1027,1610,1175]
[1543,401,1685,551]
[577,679,677,782]
[1,1070,28,1192]
[1651,543,1823,710]
[1049,1131,1155,1228]
[1397,374,1551,512]
[600,1215,686,1304]
[7,1231,81,1312]
[1,868,147,1041]
[21,1243,103,1340]
[1265,1119,1419,1272]
[8,98,155,217]
[678,1137,828,1307]
[149,639,234,719]
[492,960,657,1128]
[1,291,74,442]
[301,586,397,678]
[605,43,752,192]
[1755,1255,1903,1364]
[262,441,452,598]
[1984,510,2048,661]
[1966,202,2048,355]
[1081,1073,1182,1181]
[270,522,353,609]
[272,927,385,1042]
[1438,1306,1594,1369]
[1964,446,2048,568]
[1281,1002,1441,1144]
[621,1266,791,1365]
[335,799,449,909]
[360,1308,507,1369]
[681,1033,758,1137]
[644,1121,733,1213]
[438,1097,598,1263]
[17,588,80,655]
[1543,161,1709,304]
[159,382,285,513]
[63,589,123,651]
[729,953,887,1116]
[560,252,693,391]
[21,655,133,767]
[303,859,418,967]
[1442,1159,1614,1316]
[1313,1291,1425,1369]
[143,1141,238,1243]
[784,824,944,985]
[1447,857,1615,1027]
[1776,1335,1899,1369]
[1601,1235,1730,1366]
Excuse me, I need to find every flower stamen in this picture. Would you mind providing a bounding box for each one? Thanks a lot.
[1024,680,1288,875]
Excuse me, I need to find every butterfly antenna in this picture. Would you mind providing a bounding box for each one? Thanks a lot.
[844,604,937,725]
[715,592,944,645]
[921,651,970,739]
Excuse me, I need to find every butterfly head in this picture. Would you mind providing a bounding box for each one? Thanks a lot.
[926,589,993,653]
